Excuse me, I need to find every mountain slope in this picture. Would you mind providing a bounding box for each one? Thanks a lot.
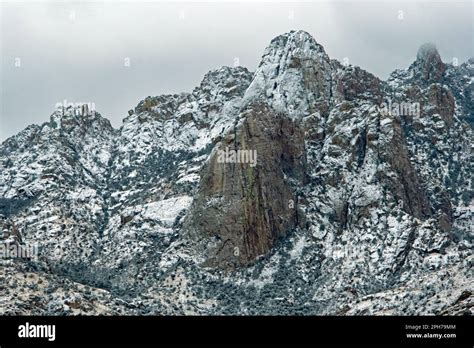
[1,31,472,315]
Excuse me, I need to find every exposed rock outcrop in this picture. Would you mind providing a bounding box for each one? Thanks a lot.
[188,102,307,267]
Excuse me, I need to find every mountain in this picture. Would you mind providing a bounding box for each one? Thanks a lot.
[0,31,472,315]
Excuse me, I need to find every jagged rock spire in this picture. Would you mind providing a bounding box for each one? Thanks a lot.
[412,42,445,84]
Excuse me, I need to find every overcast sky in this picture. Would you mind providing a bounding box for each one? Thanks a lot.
[1,0,472,142]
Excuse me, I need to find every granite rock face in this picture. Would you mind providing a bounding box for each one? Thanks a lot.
[1,31,472,315]
[188,102,307,268]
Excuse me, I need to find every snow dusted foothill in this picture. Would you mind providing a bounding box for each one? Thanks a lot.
[0,31,472,315]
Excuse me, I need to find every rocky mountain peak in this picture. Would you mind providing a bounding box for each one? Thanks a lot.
[198,66,252,88]
[416,42,440,61]
[244,30,332,118]
[194,66,254,102]
[48,104,114,135]
[266,30,328,59]
[412,42,445,84]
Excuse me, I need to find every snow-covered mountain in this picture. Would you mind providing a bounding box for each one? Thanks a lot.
[1,31,472,315]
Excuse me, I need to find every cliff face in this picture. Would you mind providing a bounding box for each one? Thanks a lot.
[1,31,472,315]
[188,101,307,267]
